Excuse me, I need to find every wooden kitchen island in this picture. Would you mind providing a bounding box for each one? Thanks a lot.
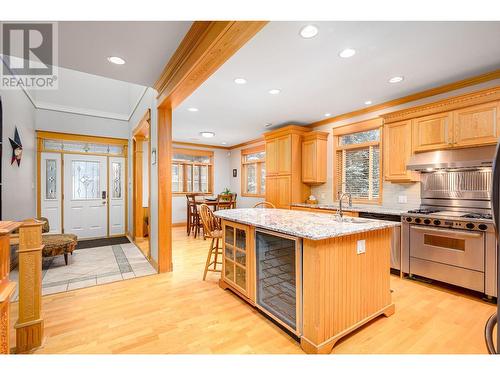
[214,208,399,354]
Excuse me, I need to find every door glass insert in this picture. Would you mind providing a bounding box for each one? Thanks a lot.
[72,160,100,200]
[224,259,234,281]
[256,231,298,330]
[45,159,57,200]
[225,244,234,260]
[111,162,122,199]
[235,250,246,266]
[236,229,246,250]
[235,266,246,289]
[225,226,234,246]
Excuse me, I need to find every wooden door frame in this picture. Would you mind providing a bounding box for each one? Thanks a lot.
[132,110,152,259]
[155,21,267,272]
[36,130,129,237]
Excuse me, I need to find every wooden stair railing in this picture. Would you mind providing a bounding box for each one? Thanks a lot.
[0,221,22,354]
[13,219,45,353]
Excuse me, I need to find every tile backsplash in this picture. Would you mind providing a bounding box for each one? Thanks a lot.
[310,178,421,210]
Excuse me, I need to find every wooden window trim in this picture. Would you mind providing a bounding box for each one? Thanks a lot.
[333,118,383,205]
[241,145,265,198]
[172,148,214,195]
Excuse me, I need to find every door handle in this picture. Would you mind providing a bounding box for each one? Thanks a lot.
[412,226,483,238]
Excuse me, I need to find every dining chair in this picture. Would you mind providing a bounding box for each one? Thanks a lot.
[186,194,204,238]
[216,193,237,210]
[199,204,223,280]
[253,201,275,209]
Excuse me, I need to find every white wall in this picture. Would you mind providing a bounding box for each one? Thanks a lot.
[1,87,36,220]
[310,78,500,210]
[228,142,266,209]
[171,146,231,224]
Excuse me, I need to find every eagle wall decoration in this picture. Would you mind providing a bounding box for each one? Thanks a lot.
[9,127,23,166]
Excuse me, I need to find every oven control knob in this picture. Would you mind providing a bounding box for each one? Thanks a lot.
[415,218,421,224]
[466,223,475,230]
[405,217,412,223]
[433,220,441,226]
[478,224,488,231]
[424,219,431,225]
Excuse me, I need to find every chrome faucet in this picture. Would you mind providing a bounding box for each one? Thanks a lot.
[337,191,352,219]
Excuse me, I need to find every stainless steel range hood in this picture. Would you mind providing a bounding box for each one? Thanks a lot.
[407,145,496,171]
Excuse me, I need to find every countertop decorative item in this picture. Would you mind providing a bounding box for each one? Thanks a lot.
[9,126,23,166]
[305,194,318,204]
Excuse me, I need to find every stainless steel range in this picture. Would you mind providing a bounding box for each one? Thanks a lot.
[401,146,498,298]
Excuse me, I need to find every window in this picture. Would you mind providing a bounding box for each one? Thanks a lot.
[333,119,382,203]
[241,145,265,197]
[171,148,213,194]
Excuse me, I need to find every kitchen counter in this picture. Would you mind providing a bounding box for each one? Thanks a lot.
[214,208,400,241]
[291,203,414,216]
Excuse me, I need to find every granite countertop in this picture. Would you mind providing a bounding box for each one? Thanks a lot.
[214,208,400,241]
[291,203,414,216]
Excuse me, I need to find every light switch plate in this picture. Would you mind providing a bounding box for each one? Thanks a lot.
[398,195,407,204]
[357,240,366,254]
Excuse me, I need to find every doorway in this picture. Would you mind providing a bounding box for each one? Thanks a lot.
[132,110,151,260]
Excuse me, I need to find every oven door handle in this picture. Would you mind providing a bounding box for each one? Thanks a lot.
[411,226,483,238]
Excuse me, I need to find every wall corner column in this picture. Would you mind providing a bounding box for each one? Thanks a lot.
[157,105,173,273]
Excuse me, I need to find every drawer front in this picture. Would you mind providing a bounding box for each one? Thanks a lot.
[410,257,484,293]
[410,226,484,271]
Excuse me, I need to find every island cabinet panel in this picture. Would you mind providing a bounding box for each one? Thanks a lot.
[301,228,394,354]
[412,112,453,152]
[220,220,255,302]
[452,101,500,148]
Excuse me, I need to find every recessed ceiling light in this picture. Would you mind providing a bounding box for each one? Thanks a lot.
[188,107,199,112]
[299,25,319,39]
[389,76,404,83]
[200,131,215,138]
[107,56,125,65]
[265,123,272,128]
[234,77,247,85]
[364,100,372,105]
[268,89,281,95]
[339,48,356,58]
[221,142,227,145]
[324,113,331,117]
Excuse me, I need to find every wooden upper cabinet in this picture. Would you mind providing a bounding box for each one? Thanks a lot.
[276,135,292,174]
[384,120,418,182]
[412,112,453,152]
[452,102,500,148]
[265,139,278,175]
[302,132,328,185]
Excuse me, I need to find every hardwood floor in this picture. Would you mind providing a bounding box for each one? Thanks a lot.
[9,227,496,354]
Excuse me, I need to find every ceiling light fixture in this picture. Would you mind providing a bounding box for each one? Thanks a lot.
[299,25,319,39]
[187,107,199,112]
[268,89,281,95]
[324,113,331,117]
[339,48,356,58]
[389,76,404,83]
[221,142,227,145]
[234,77,247,84]
[200,131,215,138]
[107,56,126,65]
[265,123,272,128]
[364,100,372,105]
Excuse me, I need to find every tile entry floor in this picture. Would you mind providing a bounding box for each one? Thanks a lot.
[10,242,156,300]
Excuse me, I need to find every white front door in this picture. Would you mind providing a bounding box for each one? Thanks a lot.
[41,152,62,233]
[64,154,108,239]
[108,156,126,236]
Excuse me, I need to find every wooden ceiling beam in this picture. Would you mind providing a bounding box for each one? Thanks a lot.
[155,21,268,109]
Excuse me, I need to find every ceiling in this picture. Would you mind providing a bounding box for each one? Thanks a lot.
[173,21,500,147]
[57,21,192,87]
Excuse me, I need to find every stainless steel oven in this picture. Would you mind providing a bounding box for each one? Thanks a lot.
[408,225,486,292]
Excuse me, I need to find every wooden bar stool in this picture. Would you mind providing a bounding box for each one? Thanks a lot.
[186,194,204,238]
[199,204,223,280]
[253,201,275,208]
[216,193,237,211]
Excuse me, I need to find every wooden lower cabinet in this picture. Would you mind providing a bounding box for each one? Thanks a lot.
[220,221,255,301]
